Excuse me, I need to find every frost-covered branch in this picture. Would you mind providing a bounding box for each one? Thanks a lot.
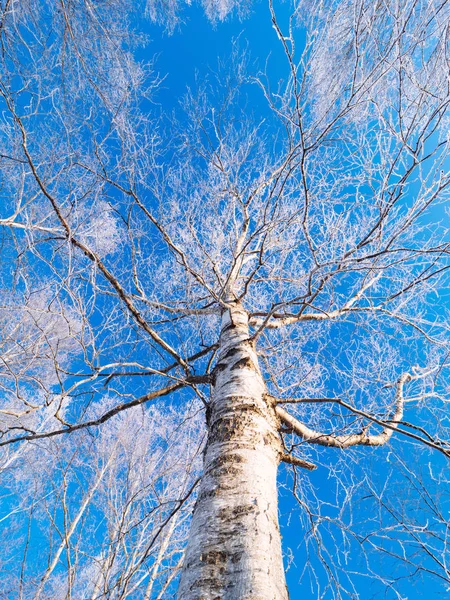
[275,370,450,456]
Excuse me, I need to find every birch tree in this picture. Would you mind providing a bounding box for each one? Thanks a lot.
[1,0,450,598]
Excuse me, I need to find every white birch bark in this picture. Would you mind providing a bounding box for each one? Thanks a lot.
[177,304,288,600]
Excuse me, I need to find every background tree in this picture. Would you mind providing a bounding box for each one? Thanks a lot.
[0,0,450,598]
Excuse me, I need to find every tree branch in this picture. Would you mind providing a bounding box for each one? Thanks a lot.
[280,453,317,471]
[275,371,450,457]
[0,382,188,448]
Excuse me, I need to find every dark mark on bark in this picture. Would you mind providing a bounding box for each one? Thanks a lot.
[218,346,241,362]
[200,550,227,565]
[189,577,222,596]
[213,361,228,374]
[220,321,236,335]
[206,453,244,474]
[218,504,254,521]
[209,406,270,435]
[230,356,254,371]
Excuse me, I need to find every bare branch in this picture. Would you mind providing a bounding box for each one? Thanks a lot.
[280,452,317,471]
[275,371,450,457]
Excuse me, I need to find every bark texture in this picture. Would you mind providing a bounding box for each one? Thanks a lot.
[177,304,288,600]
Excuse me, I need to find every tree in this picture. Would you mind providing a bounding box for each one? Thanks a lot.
[1,0,450,598]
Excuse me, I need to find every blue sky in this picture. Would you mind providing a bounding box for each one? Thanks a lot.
[144,3,287,115]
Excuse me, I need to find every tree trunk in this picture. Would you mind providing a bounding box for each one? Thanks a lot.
[177,304,288,600]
